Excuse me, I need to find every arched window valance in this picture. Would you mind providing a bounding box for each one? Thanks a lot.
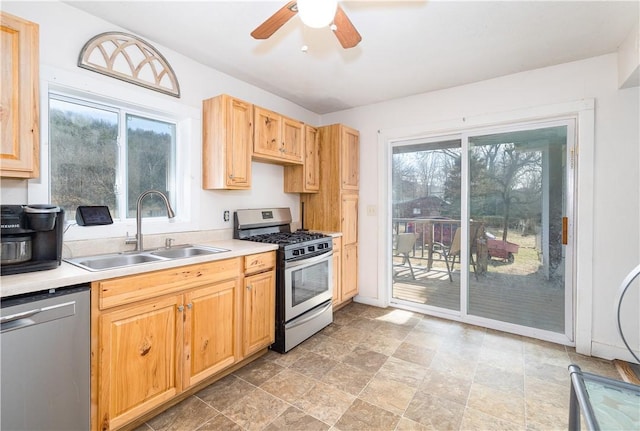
[78,32,180,98]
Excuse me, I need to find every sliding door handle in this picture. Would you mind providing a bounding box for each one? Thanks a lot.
[562,217,568,245]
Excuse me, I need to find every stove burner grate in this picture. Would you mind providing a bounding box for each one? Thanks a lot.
[246,231,327,245]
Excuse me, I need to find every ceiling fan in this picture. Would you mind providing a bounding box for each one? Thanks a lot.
[251,0,362,49]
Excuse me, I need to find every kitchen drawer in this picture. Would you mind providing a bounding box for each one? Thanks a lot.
[244,251,275,275]
[97,258,241,309]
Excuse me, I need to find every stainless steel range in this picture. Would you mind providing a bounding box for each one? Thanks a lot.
[234,208,333,353]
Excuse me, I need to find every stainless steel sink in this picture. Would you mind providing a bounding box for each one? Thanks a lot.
[65,245,229,272]
[150,245,229,259]
[66,253,166,271]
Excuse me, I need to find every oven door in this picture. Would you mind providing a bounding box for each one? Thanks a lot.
[284,250,333,322]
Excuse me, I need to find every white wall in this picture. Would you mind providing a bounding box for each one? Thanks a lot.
[2,2,638,361]
[0,1,320,234]
[321,54,640,361]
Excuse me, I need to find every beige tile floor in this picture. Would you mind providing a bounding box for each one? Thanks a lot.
[135,302,621,431]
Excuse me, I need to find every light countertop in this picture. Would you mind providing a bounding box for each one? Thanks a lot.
[1,239,278,298]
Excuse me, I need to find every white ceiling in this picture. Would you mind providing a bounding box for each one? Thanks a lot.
[65,1,639,114]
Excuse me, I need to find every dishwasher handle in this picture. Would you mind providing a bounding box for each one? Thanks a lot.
[1,300,77,333]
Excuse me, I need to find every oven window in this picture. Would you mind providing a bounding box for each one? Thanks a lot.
[292,260,330,307]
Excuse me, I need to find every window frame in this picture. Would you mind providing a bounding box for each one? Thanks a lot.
[30,66,197,242]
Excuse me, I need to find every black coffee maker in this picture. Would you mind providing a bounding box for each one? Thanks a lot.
[1,205,65,276]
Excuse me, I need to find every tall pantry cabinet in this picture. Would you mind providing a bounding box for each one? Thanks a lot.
[301,124,359,307]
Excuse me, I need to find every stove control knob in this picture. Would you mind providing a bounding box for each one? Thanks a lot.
[308,246,315,253]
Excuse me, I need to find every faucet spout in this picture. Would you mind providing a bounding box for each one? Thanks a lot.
[129,190,176,252]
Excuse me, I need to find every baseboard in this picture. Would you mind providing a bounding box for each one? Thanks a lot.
[352,296,387,308]
[591,341,640,362]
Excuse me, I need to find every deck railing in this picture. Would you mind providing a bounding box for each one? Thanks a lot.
[392,217,459,269]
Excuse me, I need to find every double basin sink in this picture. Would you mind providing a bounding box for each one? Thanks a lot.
[65,244,229,272]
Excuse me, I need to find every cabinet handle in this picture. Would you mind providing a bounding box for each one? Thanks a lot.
[229,174,234,179]
[177,305,184,312]
[247,284,252,290]
[187,303,193,309]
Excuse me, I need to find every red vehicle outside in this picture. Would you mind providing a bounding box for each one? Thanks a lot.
[486,232,520,263]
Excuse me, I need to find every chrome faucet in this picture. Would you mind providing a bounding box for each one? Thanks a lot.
[126,190,176,251]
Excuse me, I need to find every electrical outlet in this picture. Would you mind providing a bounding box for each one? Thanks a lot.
[367,205,377,216]
[223,210,230,222]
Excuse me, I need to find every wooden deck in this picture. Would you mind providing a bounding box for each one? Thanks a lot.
[392,261,565,333]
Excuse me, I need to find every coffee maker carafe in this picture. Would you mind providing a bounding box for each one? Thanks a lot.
[1,205,65,275]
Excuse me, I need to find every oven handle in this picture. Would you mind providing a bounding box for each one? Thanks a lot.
[285,301,332,329]
[285,250,333,269]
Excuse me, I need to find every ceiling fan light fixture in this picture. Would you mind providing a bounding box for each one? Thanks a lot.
[297,0,338,28]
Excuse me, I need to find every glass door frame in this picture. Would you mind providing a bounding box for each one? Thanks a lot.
[385,117,577,346]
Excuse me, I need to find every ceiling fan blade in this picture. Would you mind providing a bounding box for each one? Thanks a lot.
[251,1,298,40]
[332,5,362,49]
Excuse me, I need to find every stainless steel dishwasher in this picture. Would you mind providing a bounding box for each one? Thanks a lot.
[1,284,90,431]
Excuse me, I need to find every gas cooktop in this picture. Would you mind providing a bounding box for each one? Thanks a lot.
[245,231,328,246]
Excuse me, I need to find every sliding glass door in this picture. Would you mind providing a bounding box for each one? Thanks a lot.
[467,125,571,333]
[391,138,462,312]
[389,120,574,340]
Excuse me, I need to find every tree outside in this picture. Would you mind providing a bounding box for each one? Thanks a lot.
[49,100,175,222]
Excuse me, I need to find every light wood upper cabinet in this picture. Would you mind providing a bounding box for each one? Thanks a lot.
[0,12,39,179]
[202,94,253,189]
[340,125,359,190]
[284,125,319,193]
[253,106,303,165]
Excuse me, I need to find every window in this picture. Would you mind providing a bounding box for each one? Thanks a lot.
[49,93,177,222]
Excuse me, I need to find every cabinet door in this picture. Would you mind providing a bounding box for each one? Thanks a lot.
[283,125,319,193]
[340,126,359,190]
[243,270,275,356]
[341,193,358,245]
[202,94,252,189]
[99,295,182,430]
[332,238,342,306]
[281,116,304,163]
[183,279,240,388]
[253,106,282,160]
[0,12,39,179]
[341,243,358,300]
[303,125,320,191]
[225,97,253,188]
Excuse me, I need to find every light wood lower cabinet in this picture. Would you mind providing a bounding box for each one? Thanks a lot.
[330,237,357,305]
[243,271,275,356]
[93,253,275,430]
[332,237,342,306]
[341,243,358,301]
[183,279,240,387]
[99,295,183,430]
